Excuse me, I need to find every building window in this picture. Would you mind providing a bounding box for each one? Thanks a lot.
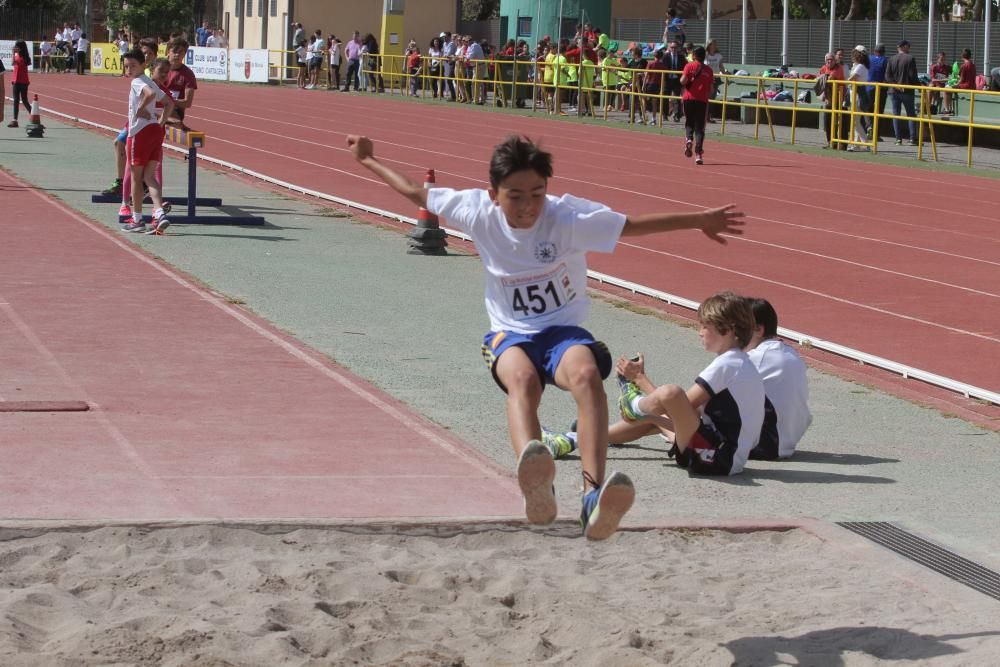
[270,0,277,17]
[517,17,532,37]
[258,0,265,16]
[246,0,253,17]
[235,0,244,17]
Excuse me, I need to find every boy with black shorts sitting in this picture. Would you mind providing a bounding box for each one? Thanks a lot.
[347,133,745,537]
[615,291,765,476]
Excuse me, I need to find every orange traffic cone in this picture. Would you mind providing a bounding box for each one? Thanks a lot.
[26,94,45,138]
[407,168,448,255]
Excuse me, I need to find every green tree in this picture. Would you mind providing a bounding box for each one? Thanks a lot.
[106,0,194,38]
[462,0,500,20]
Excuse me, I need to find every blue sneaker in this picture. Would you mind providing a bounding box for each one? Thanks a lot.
[541,429,576,459]
[516,440,557,525]
[580,471,635,541]
[618,379,645,422]
[121,216,146,233]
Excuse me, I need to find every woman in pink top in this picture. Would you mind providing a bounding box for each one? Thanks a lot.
[8,41,31,128]
[680,45,714,165]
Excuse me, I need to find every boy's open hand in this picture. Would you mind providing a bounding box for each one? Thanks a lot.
[699,204,746,244]
[616,354,645,381]
[346,135,374,162]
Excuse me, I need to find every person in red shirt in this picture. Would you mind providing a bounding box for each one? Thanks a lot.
[956,48,977,90]
[643,49,669,120]
[7,41,31,128]
[165,37,198,128]
[680,45,714,164]
[929,51,953,115]
[406,44,422,96]
[819,52,846,149]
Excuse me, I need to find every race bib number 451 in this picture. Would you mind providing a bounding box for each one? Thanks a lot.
[502,264,577,320]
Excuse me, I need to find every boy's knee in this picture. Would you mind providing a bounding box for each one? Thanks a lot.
[504,367,542,396]
[649,383,685,410]
[566,362,605,395]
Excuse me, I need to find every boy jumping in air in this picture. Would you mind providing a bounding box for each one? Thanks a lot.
[121,49,174,234]
[347,134,745,538]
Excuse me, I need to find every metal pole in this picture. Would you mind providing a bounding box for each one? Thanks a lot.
[926,0,934,75]
[706,0,713,42]
[536,0,542,41]
[829,0,836,55]
[782,0,789,66]
[558,0,564,39]
[741,0,748,65]
[875,0,883,46]
[984,0,991,74]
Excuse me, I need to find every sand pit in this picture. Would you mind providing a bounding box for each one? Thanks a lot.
[1,523,998,666]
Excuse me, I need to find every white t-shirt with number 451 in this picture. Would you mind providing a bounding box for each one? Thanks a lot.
[427,188,627,334]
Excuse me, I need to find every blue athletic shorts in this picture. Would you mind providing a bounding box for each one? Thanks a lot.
[480,325,612,393]
[116,125,128,143]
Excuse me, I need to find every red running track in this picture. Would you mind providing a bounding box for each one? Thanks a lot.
[0,168,522,521]
[26,75,1000,396]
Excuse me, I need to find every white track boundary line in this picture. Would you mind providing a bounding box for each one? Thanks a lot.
[40,107,1000,407]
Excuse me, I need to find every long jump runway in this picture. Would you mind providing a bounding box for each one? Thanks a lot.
[25,75,1000,406]
[0,168,521,521]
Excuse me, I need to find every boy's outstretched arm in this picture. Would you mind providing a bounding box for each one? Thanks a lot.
[346,135,427,209]
[622,204,746,244]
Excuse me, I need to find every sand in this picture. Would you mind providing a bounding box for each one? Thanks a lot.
[2,523,999,666]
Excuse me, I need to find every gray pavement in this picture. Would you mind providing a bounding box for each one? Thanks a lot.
[2,118,998,570]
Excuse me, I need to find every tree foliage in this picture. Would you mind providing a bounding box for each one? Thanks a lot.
[106,0,194,37]
[462,0,501,21]
[768,0,1000,19]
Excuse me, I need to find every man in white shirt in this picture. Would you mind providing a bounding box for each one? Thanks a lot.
[69,24,82,70]
[40,37,53,73]
[75,33,90,74]
[307,30,325,89]
[745,298,812,459]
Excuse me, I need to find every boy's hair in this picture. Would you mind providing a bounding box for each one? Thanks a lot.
[489,136,553,188]
[691,45,706,62]
[167,37,189,52]
[139,37,159,53]
[151,57,171,73]
[697,291,755,348]
[746,297,778,339]
[122,49,144,64]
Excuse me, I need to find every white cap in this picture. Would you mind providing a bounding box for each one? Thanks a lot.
[440,32,447,38]
[854,44,866,52]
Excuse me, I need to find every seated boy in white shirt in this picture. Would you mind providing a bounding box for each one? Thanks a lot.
[615,291,766,476]
[347,133,745,538]
[745,297,812,460]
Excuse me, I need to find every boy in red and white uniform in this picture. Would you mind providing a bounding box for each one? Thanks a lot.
[121,49,174,234]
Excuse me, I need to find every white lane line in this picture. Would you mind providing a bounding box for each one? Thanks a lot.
[617,240,1000,343]
[729,235,1000,298]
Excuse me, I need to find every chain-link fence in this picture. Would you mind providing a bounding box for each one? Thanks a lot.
[613,18,1000,72]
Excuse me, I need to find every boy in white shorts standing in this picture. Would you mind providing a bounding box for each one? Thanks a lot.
[616,291,765,476]
[745,297,812,460]
[347,134,745,538]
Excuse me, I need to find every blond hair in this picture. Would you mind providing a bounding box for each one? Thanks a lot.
[697,291,755,348]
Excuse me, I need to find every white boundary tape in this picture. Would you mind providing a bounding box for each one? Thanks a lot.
[41,106,1000,407]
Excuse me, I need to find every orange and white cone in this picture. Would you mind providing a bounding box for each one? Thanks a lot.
[26,94,45,138]
[407,168,448,255]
